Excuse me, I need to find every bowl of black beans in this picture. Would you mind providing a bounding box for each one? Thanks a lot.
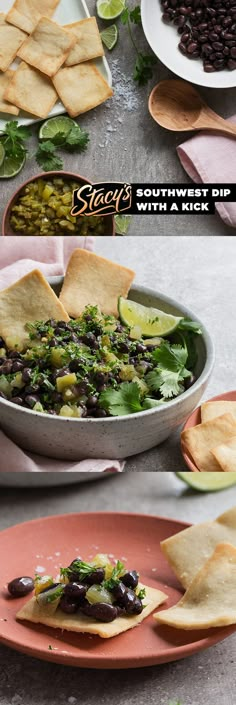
[141,0,236,87]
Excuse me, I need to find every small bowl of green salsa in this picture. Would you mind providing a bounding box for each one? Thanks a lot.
[2,171,115,236]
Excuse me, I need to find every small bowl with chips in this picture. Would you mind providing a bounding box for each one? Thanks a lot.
[2,171,115,236]
[181,390,236,472]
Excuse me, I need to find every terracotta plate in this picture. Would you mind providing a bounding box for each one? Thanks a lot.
[181,390,236,472]
[0,512,235,669]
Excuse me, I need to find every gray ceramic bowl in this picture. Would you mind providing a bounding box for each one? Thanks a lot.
[0,282,214,461]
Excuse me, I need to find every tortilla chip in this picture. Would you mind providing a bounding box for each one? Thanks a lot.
[201,401,236,424]
[212,437,236,472]
[17,583,167,638]
[0,13,26,72]
[154,543,236,630]
[181,413,236,471]
[64,18,104,66]
[0,71,19,116]
[59,249,135,318]
[6,0,60,35]
[18,17,77,78]
[161,505,236,590]
[0,269,69,349]
[4,61,58,118]
[52,62,113,118]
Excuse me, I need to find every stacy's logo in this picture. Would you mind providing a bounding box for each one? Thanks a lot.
[71,182,132,216]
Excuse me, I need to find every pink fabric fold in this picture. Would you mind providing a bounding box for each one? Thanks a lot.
[0,236,124,475]
[177,115,236,229]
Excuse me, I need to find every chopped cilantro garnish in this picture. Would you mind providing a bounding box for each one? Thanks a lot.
[137,587,146,600]
[104,560,125,590]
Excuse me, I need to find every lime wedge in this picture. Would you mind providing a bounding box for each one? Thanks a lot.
[39,116,77,140]
[101,24,118,49]
[176,472,236,492]
[0,142,5,168]
[118,297,182,337]
[115,214,132,235]
[97,0,125,20]
[0,153,25,179]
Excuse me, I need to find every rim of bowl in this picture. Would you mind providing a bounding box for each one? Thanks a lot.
[1,171,115,237]
[0,283,215,423]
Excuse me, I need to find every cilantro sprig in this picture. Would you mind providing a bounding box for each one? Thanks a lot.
[0,121,30,161]
[121,4,157,85]
[104,560,125,590]
[146,342,192,399]
[36,124,90,172]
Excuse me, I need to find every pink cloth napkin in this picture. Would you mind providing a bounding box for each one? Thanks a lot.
[0,236,123,475]
[177,116,236,229]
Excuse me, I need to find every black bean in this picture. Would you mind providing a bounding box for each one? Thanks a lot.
[94,409,108,418]
[86,395,98,408]
[81,602,118,622]
[11,396,24,406]
[0,360,13,374]
[24,394,40,408]
[22,367,32,383]
[64,583,87,602]
[121,571,139,589]
[8,576,34,598]
[60,596,78,614]
[12,360,24,373]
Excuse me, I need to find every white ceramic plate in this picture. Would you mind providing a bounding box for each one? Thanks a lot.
[0,0,112,129]
[141,0,236,89]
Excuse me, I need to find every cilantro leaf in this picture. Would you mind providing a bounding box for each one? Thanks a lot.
[120,7,130,24]
[137,587,146,600]
[129,6,142,23]
[35,141,63,171]
[104,560,125,590]
[178,318,202,334]
[146,342,192,399]
[100,382,142,416]
[4,121,31,142]
[133,54,156,85]
[61,559,96,581]
[142,397,165,410]
[64,125,90,152]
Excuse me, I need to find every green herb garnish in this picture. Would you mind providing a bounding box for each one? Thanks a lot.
[0,121,30,161]
[121,4,156,85]
[146,342,192,399]
[104,560,125,590]
[100,381,143,416]
[61,560,95,581]
[137,587,146,600]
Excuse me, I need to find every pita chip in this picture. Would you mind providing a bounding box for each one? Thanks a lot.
[181,413,236,471]
[17,583,167,638]
[161,505,236,590]
[4,62,58,118]
[212,437,236,472]
[0,71,19,116]
[6,0,60,35]
[154,543,236,630]
[59,249,135,318]
[0,13,27,72]
[201,400,236,424]
[0,269,69,349]
[52,62,113,118]
[64,18,104,66]
[18,17,77,77]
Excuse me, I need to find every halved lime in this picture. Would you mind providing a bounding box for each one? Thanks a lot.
[176,472,236,492]
[101,24,118,50]
[0,153,26,179]
[97,0,125,20]
[118,297,182,337]
[39,116,77,140]
[0,142,5,168]
[115,214,132,234]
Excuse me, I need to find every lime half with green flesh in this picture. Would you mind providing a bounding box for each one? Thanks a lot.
[101,24,118,50]
[115,214,132,235]
[97,0,125,20]
[0,142,5,168]
[0,152,25,179]
[176,472,236,492]
[39,116,77,140]
[118,297,182,338]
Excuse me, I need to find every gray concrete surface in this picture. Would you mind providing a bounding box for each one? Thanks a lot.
[95,235,236,471]
[0,472,236,705]
[0,0,235,236]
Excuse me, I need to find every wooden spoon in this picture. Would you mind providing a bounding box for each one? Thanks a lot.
[149,79,236,137]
